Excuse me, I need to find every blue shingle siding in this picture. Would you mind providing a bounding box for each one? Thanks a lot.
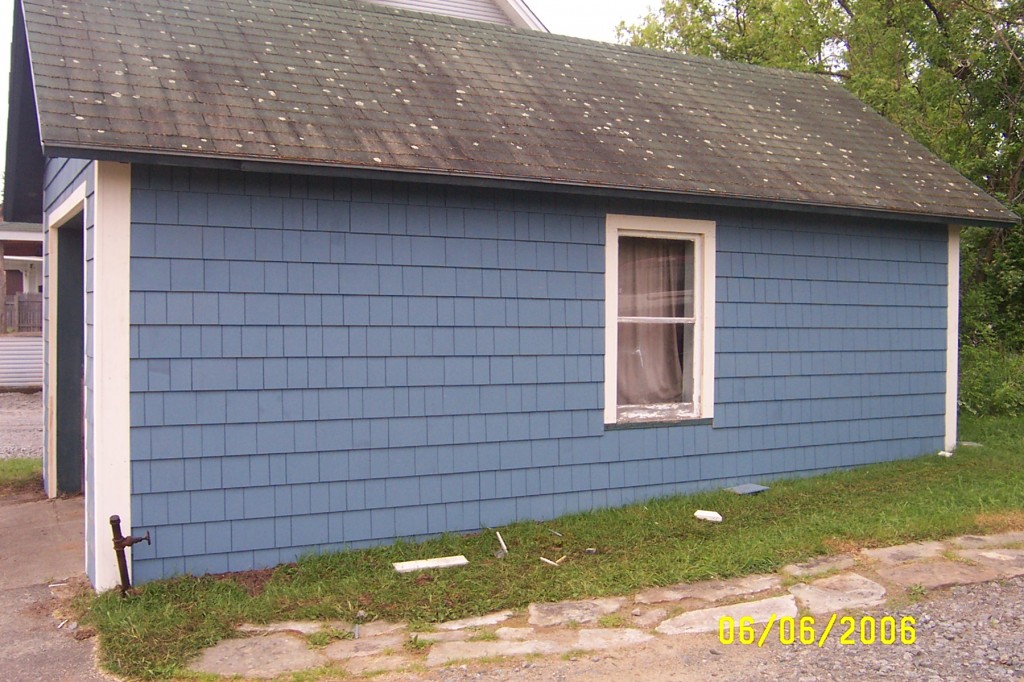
[128,167,949,580]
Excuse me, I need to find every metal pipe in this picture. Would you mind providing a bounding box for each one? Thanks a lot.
[109,515,150,596]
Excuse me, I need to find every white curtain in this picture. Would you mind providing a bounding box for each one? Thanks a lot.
[617,237,693,406]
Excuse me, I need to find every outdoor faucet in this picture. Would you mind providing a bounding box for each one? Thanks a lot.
[110,515,150,596]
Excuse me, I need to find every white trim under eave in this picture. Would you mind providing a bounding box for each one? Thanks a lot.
[945,225,960,452]
[44,184,89,499]
[494,0,547,30]
[89,161,133,592]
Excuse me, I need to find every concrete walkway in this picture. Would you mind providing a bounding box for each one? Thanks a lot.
[0,492,113,681]
[191,530,1024,679]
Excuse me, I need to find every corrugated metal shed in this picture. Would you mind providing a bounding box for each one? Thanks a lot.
[0,336,44,388]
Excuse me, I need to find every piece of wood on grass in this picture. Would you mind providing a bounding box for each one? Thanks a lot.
[393,555,469,574]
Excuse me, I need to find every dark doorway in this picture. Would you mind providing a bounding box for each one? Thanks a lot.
[55,214,84,494]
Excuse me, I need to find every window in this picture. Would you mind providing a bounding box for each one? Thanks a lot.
[604,215,715,424]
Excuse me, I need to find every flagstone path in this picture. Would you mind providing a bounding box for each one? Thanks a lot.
[189,531,1024,679]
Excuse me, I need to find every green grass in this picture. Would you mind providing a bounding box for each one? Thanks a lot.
[0,457,43,495]
[83,415,1024,679]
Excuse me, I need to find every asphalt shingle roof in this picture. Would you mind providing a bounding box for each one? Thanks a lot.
[20,0,1017,224]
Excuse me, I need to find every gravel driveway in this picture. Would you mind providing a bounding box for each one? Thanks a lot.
[400,577,1024,682]
[0,392,43,460]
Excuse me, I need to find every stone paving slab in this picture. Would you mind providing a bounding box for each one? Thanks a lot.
[631,607,668,628]
[861,541,946,565]
[496,626,535,641]
[950,531,1024,549]
[436,610,514,630]
[874,558,1002,590]
[575,628,654,650]
[527,597,623,627]
[634,574,780,605]
[788,573,886,615]
[417,629,472,643]
[425,639,569,666]
[343,653,415,674]
[322,633,405,660]
[782,555,856,578]
[189,633,327,678]
[238,620,347,636]
[357,620,406,637]
[956,549,1024,578]
[655,595,798,636]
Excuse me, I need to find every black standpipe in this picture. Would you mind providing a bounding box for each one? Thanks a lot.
[109,515,150,596]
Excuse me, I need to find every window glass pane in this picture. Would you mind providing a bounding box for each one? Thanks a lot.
[618,237,694,318]
[617,321,694,406]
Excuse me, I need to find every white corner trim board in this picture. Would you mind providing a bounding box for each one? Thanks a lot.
[945,225,960,453]
[89,161,133,592]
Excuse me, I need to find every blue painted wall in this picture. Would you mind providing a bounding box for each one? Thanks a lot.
[127,166,948,582]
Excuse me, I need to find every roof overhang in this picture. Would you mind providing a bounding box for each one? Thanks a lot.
[43,143,1019,229]
[3,1,44,224]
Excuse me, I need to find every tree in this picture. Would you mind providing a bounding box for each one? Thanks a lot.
[621,0,1024,347]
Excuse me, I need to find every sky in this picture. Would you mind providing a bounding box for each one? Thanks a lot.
[0,0,657,192]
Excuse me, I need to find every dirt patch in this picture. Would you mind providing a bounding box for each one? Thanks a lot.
[975,510,1024,533]
[219,568,277,597]
[821,536,865,554]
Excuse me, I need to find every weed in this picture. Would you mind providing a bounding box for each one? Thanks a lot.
[404,634,431,652]
[596,613,628,628]
[906,584,928,602]
[306,627,353,648]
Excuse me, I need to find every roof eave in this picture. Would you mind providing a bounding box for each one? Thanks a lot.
[45,143,1019,229]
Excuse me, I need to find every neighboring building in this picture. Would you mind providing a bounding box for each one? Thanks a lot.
[0,220,44,299]
[4,0,1017,591]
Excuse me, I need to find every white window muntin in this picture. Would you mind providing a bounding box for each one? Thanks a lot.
[605,215,716,425]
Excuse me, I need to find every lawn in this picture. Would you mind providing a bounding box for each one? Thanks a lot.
[83,414,1024,679]
[0,457,43,495]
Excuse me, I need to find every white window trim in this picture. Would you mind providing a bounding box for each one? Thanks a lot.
[604,215,716,425]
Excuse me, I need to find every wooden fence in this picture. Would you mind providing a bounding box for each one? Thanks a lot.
[2,293,43,333]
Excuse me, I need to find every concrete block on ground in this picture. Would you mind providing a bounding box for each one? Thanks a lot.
[788,573,886,614]
[955,549,1024,579]
[189,634,326,678]
[782,554,856,578]
[574,628,654,650]
[874,559,1002,590]
[635,574,780,605]
[528,597,623,627]
[861,541,945,565]
[655,595,798,636]
[425,639,569,666]
[343,654,415,675]
[323,633,406,660]
[436,610,514,630]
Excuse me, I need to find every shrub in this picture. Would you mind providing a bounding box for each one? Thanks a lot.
[958,346,1024,417]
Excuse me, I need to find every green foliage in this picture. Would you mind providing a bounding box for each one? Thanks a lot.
[958,346,1024,416]
[622,0,1024,350]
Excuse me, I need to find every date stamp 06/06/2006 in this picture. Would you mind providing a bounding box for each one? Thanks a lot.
[718,614,917,647]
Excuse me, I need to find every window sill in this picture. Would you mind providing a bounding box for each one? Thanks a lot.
[604,418,713,431]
